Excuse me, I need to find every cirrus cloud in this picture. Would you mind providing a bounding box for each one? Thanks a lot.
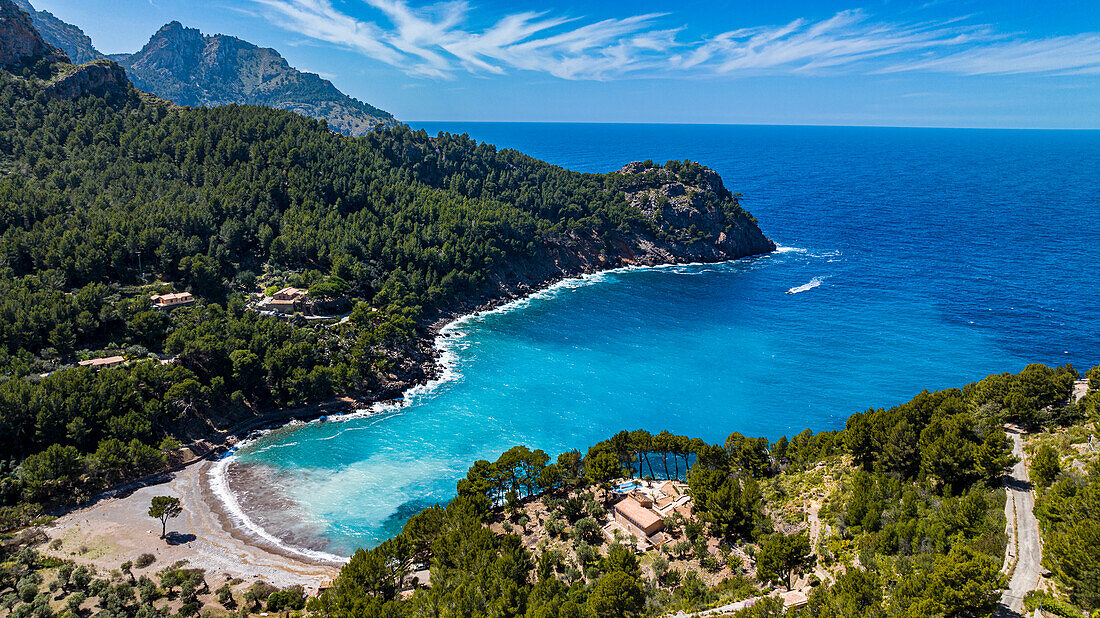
[254,0,1100,80]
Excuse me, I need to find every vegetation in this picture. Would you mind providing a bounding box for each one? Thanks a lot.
[0,542,306,618]
[147,496,182,539]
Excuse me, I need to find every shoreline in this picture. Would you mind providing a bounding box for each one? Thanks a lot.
[44,458,341,592]
[46,248,779,586]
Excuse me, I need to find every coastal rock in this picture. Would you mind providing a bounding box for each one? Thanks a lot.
[44,58,130,100]
[0,0,68,69]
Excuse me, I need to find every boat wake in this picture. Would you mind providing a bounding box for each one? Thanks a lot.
[787,277,824,295]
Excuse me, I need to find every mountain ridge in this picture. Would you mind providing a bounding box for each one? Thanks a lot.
[12,1,398,135]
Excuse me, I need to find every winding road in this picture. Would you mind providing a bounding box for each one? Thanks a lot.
[999,426,1042,615]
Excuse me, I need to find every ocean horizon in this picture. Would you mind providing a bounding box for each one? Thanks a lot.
[219,122,1100,558]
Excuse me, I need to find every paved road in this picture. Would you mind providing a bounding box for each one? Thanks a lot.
[999,426,1042,615]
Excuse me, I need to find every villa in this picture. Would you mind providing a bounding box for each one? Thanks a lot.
[605,479,693,549]
[264,287,308,314]
[150,292,194,309]
[78,355,125,369]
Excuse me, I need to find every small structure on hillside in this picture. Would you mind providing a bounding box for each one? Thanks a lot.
[606,479,693,549]
[264,287,307,314]
[78,355,125,369]
[273,287,305,301]
[151,292,194,309]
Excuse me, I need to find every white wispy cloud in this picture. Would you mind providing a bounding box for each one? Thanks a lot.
[880,33,1100,75]
[252,0,1100,80]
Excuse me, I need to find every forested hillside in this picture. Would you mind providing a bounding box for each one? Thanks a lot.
[0,1,772,521]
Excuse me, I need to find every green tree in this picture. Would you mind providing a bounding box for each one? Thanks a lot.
[1031,444,1061,488]
[755,533,814,590]
[587,571,645,617]
[148,495,183,539]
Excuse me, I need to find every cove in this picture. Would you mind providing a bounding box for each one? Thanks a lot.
[221,124,1100,558]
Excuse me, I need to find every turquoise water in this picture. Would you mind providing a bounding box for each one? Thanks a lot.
[224,124,1100,558]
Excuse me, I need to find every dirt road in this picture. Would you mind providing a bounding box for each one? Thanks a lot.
[999,426,1042,615]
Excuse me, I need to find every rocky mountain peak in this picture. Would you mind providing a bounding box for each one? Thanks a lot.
[0,0,68,68]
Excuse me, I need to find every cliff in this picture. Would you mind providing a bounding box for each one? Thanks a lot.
[0,0,67,69]
[44,58,130,101]
[12,0,104,64]
[115,21,398,135]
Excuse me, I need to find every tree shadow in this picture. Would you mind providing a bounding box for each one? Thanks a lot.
[1005,477,1033,492]
[165,531,197,545]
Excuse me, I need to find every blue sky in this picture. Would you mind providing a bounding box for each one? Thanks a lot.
[30,0,1100,128]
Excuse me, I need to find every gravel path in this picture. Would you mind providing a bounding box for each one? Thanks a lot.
[999,426,1042,615]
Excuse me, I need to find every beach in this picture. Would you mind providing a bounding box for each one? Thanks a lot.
[43,458,342,593]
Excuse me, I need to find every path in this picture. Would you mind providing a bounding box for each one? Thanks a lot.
[1073,379,1090,403]
[999,425,1042,615]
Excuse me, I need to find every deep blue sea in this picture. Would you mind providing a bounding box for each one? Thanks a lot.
[217,124,1100,559]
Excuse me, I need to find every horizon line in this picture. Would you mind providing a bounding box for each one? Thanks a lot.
[402,119,1100,131]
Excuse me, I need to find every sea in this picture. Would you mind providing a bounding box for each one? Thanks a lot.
[213,123,1100,560]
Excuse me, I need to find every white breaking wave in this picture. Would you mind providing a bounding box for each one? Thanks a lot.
[787,277,822,292]
[207,454,349,564]
[774,245,807,253]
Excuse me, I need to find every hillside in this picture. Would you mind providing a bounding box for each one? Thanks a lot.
[303,364,1097,618]
[12,0,398,135]
[0,0,773,520]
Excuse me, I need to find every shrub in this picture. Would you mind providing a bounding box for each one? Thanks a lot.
[545,517,566,538]
[701,555,720,572]
[245,581,277,610]
[1031,444,1061,488]
[1023,591,1083,618]
[66,592,86,615]
[17,583,37,604]
[562,497,585,523]
[217,584,235,608]
[265,586,305,612]
[134,554,156,569]
[574,516,602,544]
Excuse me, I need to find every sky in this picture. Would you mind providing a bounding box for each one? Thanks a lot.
[29,0,1100,128]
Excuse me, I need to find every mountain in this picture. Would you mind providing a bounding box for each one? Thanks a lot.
[115,21,398,135]
[1,0,68,68]
[12,1,398,135]
[11,0,104,64]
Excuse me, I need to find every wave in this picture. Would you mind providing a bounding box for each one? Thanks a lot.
[787,277,824,294]
[207,454,349,564]
[774,244,807,254]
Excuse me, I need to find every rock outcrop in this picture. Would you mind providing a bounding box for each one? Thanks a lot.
[44,58,130,100]
[617,161,775,260]
[0,0,67,69]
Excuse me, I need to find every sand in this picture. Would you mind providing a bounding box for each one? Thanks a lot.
[43,459,342,593]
